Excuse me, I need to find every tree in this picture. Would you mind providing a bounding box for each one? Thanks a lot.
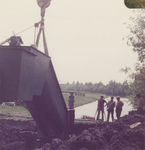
[76,81,80,91]
[123,10,145,106]
[126,11,145,63]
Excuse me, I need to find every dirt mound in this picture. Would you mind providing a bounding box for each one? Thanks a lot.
[0,111,144,150]
[0,120,36,150]
[40,113,145,150]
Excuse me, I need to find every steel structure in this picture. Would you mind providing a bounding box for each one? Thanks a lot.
[0,0,74,141]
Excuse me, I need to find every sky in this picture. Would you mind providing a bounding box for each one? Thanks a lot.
[0,0,138,85]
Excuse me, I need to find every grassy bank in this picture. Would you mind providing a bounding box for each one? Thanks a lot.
[63,93,108,108]
[0,93,108,120]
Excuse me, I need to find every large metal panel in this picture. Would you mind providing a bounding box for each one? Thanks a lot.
[0,46,68,140]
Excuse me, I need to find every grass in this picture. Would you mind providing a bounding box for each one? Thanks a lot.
[0,105,28,114]
[0,105,32,120]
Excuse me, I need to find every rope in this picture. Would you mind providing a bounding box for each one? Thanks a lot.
[34,27,37,44]
[15,25,34,36]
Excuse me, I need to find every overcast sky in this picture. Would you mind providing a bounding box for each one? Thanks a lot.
[0,0,138,85]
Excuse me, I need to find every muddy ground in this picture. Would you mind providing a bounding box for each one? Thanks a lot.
[0,111,145,150]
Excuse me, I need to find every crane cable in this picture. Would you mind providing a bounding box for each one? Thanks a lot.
[15,24,38,45]
[15,25,34,36]
[34,25,38,45]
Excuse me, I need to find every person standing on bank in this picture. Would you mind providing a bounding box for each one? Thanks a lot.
[136,93,144,114]
[107,96,115,122]
[116,96,124,121]
[96,95,107,121]
[68,92,75,110]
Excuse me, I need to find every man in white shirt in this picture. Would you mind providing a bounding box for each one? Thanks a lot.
[107,96,115,122]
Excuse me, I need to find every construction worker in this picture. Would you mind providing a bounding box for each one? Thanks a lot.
[115,96,124,121]
[107,96,115,122]
[96,95,107,121]
[136,93,145,114]
[68,92,75,110]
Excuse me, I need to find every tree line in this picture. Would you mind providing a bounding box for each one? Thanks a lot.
[60,80,131,97]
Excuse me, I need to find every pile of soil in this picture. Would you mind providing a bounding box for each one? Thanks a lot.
[0,112,144,150]
[0,120,36,150]
[40,112,145,150]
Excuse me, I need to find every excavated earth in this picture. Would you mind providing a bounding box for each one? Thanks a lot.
[0,111,145,150]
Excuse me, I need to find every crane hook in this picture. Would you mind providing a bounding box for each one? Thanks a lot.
[37,0,52,17]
